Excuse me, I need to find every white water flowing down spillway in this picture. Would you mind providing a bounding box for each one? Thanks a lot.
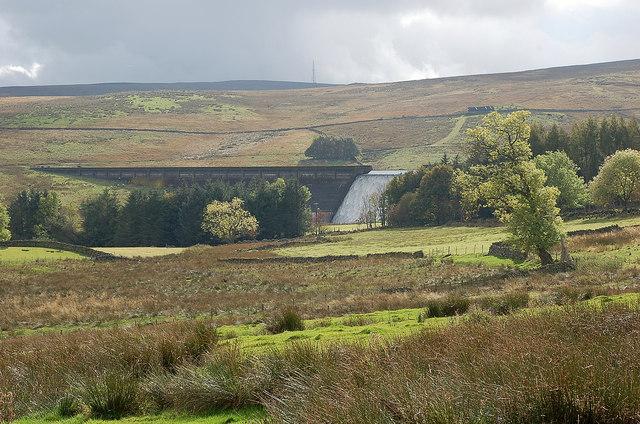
[332,170,406,224]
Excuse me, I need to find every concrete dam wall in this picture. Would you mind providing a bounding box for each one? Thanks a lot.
[35,165,373,215]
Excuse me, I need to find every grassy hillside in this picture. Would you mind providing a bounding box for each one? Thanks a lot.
[1,59,640,204]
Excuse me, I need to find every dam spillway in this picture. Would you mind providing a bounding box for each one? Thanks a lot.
[332,170,406,224]
[33,165,373,215]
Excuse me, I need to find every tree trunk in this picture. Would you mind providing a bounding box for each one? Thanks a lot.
[537,247,554,266]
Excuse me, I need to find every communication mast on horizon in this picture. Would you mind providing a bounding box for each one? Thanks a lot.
[312,60,316,84]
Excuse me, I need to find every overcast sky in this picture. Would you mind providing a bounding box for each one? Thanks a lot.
[1,0,639,86]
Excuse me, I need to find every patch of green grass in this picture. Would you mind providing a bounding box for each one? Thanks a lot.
[563,215,640,232]
[127,95,184,114]
[452,253,539,269]
[14,407,265,423]
[0,109,127,127]
[217,308,450,351]
[275,225,507,257]
[0,247,87,264]
[93,247,188,258]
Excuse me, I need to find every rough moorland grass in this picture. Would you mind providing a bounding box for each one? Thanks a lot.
[0,321,218,418]
[4,218,640,331]
[3,294,639,422]
[265,302,640,423]
[0,247,87,264]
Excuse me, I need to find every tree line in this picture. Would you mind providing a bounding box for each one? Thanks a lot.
[2,178,311,246]
[529,115,640,181]
[376,113,640,235]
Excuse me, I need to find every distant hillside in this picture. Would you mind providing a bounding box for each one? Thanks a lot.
[0,80,338,97]
[1,58,640,205]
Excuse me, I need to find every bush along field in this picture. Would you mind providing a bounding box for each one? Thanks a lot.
[3,219,640,422]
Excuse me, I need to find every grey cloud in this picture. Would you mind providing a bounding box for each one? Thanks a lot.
[0,1,638,86]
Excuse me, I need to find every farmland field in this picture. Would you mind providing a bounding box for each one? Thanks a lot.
[0,247,87,264]
[278,215,640,257]
[94,247,188,258]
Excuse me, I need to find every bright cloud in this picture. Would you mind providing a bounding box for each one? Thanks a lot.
[0,62,41,79]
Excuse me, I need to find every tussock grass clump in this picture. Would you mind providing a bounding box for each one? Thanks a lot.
[56,393,82,418]
[146,347,260,413]
[341,314,377,327]
[424,293,470,318]
[74,372,139,419]
[478,290,529,315]
[266,306,305,334]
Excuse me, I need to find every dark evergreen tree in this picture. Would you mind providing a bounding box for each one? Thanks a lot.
[409,165,459,225]
[114,190,146,246]
[8,189,61,240]
[80,189,120,246]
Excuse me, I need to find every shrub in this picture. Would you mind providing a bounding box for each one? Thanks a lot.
[266,306,305,334]
[478,290,529,315]
[424,293,470,318]
[145,347,260,412]
[75,372,139,419]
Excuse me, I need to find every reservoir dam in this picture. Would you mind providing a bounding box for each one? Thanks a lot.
[35,165,382,221]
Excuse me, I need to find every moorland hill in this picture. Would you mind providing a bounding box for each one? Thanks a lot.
[1,58,639,202]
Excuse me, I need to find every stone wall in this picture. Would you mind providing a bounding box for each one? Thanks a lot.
[0,240,121,261]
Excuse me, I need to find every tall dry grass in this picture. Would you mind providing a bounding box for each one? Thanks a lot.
[3,301,640,421]
[568,225,640,252]
[265,303,640,423]
[0,320,217,418]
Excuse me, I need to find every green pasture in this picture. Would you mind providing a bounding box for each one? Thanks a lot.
[277,215,640,258]
[0,247,87,264]
[15,407,265,424]
[94,247,188,258]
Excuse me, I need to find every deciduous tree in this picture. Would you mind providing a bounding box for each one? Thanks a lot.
[458,110,563,265]
[533,151,589,209]
[201,197,258,243]
[0,194,10,241]
[589,149,640,207]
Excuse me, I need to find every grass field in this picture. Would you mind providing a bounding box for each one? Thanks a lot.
[0,247,87,264]
[94,247,188,258]
[277,215,640,258]
[3,220,640,421]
